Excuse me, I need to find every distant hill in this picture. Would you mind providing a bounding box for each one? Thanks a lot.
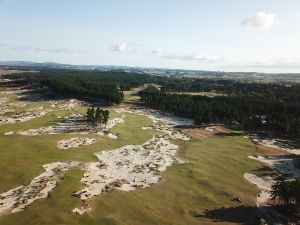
[0,60,299,82]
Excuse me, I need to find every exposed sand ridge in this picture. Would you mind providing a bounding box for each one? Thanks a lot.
[17,113,125,140]
[72,107,192,214]
[58,138,96,150]
[0,106,193,216]
[245,135,300,206]
[0,161,80,216]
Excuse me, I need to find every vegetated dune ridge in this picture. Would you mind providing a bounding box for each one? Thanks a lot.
[0,161,80,216]
[1,94,125,146]
[0,109,47,125]
[72,107,192,214]
[0,90,78,126]
[17,113,125,143]
[0,105,193,216]
[57,138,96,150]
[0,91,48,125]
[244,135,300,206]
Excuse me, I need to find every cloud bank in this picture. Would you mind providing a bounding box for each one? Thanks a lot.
[0,43,85,54]
[241,12,276,29]
[162,53,221,63]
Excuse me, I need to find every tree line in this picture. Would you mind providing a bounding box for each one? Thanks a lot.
[4,71,127,104]
[3,69,300,136]
[140,86,300,136]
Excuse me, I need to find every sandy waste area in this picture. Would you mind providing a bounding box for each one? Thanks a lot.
[245,135,300,206]
[58,138,96,150]
[17,113,125,147]
[0,108,47,125]
[0,161,80,216]
[0,106,192,216]
[50,99,85,110]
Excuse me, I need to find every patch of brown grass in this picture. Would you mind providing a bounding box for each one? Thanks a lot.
[184,126,230,139]
[255,144,292,157]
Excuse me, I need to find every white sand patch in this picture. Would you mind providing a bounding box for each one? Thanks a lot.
[245,134,300,205]
[248,135,300,155]
[1,105,193,216]
[50,99,84,110]
[245,154,300,206]
[249,155,300,178]
[0,161,80,216]
[0,110,47,125]
[18,114,85,136]
[115,107,192,141]
[205,127,215,132]
[72,206,92,215]
[107,133,118,139]
[105,117,125,130]
[95,117,125,139]
[18,114,124,139]
[71,107,193,214]
[0,102,29,117]
[58,138,96,150]
[0,108,15,116]
[0,97,9,104]
[74,135,181,202]
[244,173,274,206]
[4,131,14,136]
[115,108,130,114]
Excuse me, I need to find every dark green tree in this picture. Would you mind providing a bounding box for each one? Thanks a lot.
[90,107,96,124]
[86,107,95,123]
[95,108,103,125]
[103,110,110,125]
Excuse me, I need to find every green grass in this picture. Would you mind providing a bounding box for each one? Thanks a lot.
[0,131,263,225]
[0,94,264,224]
[0,107,157,192]
[0,109,69,134]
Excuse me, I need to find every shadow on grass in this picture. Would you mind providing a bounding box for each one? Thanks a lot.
[195,205,257,224]
[17,88,64,102]
[215,132,244,137]
[19,88,108,106]
[251,165,276,177]
[196,205,299,225]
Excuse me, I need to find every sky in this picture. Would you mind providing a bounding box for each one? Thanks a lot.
[0,0,300,73]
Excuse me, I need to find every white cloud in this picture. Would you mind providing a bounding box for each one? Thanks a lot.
[33,47,85,54]
[110,42,127,52]
[241,12,276,29]
[110,43,220,64]
[151,48,163,55]
[246,57,300,68]
[110,42,143,53]
[162,52,221,63]
[218,57,300,72]
[0,43,85,54]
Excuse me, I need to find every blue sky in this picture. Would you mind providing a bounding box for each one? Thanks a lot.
[0,0,300,72]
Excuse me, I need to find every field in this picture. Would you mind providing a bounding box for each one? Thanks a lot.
[0,88,264,225]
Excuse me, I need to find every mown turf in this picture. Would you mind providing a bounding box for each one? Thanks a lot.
[0,92,263,225]
[0,130,262,225]
[0,105,157,192]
